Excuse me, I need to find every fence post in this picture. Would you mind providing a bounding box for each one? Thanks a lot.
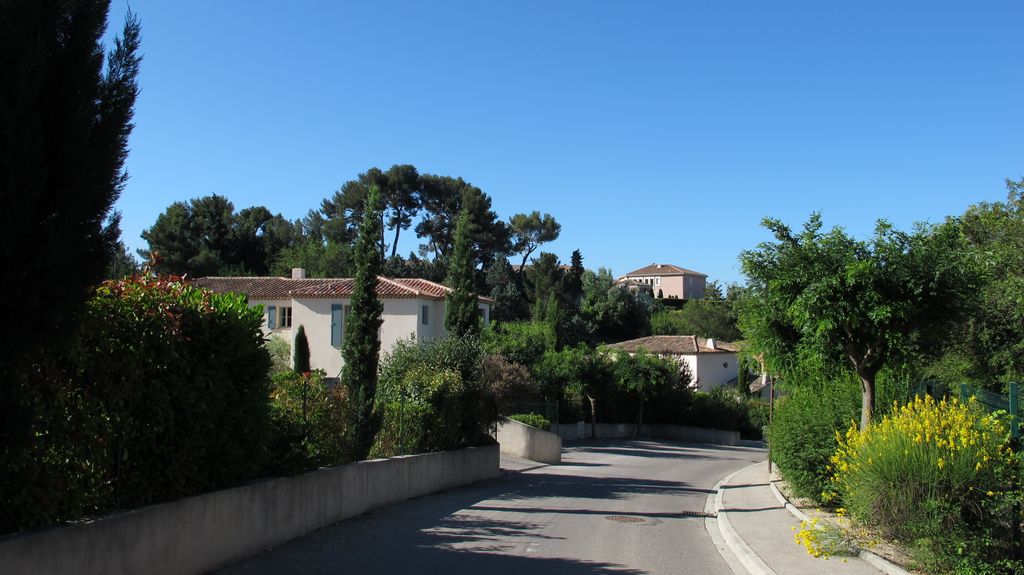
[1011,382,1019,442]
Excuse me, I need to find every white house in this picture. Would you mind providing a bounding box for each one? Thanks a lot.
[602,335,739,392]
[193,269,492,378]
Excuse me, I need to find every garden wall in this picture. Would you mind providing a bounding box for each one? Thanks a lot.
[0,445,499,575]
[496,419,562,464]
[555,422,739,445]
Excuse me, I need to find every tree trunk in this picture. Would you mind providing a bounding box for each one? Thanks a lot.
[588,395,597,439]
[390,219,401,259]
[859,374,875,430]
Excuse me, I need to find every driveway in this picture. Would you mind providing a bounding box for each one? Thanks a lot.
[214,439,766,574]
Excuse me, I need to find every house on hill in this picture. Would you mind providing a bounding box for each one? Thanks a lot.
[615,264,707,299]
[193,268,492,378]
[603,335,738,391]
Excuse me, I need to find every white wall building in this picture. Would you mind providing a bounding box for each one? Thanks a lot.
[194,269,491,378]
[602,335,739,392]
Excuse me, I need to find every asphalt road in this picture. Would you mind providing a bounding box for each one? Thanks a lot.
[214,439,766,575]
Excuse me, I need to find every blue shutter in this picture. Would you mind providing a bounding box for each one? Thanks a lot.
[267,305,276,329]
[331,304,343,347]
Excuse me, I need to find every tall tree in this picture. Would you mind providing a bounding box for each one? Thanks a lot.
[525,252,564,321]
[293,325,311,373]
[509,211,561,279]
[381,164,421,258]
[341,186,385,460]
[739,214,979,429]
[1,0,141,446]
[486,255,530,322]
[444,209,481,337]
[416,175,511,270]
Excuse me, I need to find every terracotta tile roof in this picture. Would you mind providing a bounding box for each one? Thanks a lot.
[603,335,738,355]
[622,264,707,277]
[192,276,494,303]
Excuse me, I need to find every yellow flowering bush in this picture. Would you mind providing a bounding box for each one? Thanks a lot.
[793,517,857,559]
[828,395,1019,571]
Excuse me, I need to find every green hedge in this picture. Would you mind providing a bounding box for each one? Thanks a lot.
[1,275,272,532]
[508,413,551,431]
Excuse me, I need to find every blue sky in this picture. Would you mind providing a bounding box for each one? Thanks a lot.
[107,1,1022,285]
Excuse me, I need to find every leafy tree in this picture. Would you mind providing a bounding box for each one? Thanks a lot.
[380,164,421,258]
[581,268,652,342]
[444,209,481,337]
[293,325,311,373]
[416,175,511,271]
[739,214,979,429]
[341,186,385,460]
[1,0,141,459]
[612,349,680,435]
[935,178,1024,389]
[485,255,530,322]
[651,299,740,341]
[107,234,141,279]
[526,252,564,321]
[536,346,614,438]
[509,211,561,279]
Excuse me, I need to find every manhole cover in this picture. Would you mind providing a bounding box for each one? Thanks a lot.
[605,515,646,523]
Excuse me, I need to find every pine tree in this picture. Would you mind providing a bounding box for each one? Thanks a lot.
[341,186,384,460]
[293,325,311,373]
[444,208,480,337]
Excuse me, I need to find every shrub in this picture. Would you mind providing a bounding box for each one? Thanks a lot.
[0,275,273,532]
[508,413,551,431]
[482,321,554,368]
[480,354,539,417]
[266,335,292,375]
[829,395,1020,572]
[268,370,350,470]
[768,385,859,503]
[377,336,493,451]
[685,387,770,439]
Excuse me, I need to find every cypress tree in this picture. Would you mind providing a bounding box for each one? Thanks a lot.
[293,325,311,373]
[341,186,384,460]
[1,1,141,524]
[444,208,480,337]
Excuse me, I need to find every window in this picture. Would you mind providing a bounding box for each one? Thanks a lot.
[279,306,292,328]
[422,304,430,325]
[330,304,343,347]
[655,277,660,286]
[267,305,276,329]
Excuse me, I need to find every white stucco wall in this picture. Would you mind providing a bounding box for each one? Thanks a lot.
[293,298,345,377]
[694,352,738,391]
[251,299,294,337]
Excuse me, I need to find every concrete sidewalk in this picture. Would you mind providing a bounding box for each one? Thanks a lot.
[715,461,885,575]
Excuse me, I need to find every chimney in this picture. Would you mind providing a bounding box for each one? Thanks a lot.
[706,338,716,350]
[291,268,306,279]
[656,264,662,269]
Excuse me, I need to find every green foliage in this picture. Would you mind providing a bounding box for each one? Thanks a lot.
[582,268,652,343]
[508,413,551,431]
[486,255,530,322]
[482,321,555,367]
[266,335,292,375]
[740,214,980,428]
[612,349,681,430]
[684,387,770,440]
[768,384,859,504]
[509,211,561,276]
[1,0,142,469]
[342,186,385,460]
[268,370,350,470]
[377,335,493,451]
[650,299,740,341]
[416,174,511,271]
[480,354,539,416]
[0,275,273,532]
[142,195,299,276]
[372,367,465,457]
[830,396,1021,573]
[293,325,311,373]
[445,208,481,337]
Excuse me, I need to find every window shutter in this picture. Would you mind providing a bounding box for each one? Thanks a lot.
[267,305,276,329]
[331,304,343,347]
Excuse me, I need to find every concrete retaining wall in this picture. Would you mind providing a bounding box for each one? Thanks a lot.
[496,419,562,464]
[556,422,740,446]
[0,445,499,575]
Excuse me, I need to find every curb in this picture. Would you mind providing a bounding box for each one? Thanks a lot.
[709,462,777,575]
[767,470,914,575]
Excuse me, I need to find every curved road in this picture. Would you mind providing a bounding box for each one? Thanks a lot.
[214,440,766,575]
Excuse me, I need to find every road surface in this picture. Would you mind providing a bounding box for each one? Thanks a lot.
[214,439,766,575]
